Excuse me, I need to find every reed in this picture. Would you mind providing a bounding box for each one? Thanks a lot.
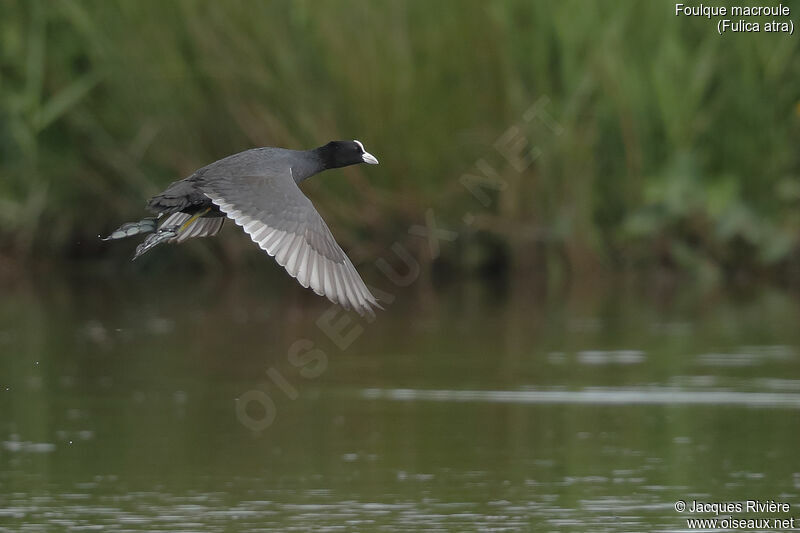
[0,0,797,283]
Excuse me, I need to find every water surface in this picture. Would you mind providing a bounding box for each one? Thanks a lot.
[2,270,800,531]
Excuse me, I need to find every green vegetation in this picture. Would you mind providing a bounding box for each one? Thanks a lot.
[1,0,798,284]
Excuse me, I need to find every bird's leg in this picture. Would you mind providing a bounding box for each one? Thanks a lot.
[178,207,211,232]
[132,208,212,261]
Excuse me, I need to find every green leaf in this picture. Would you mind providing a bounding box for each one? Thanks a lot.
[32,72,101,132]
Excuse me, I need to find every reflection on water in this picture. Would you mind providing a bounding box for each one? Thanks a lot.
[361,386,800,407]
[2,269,800,531]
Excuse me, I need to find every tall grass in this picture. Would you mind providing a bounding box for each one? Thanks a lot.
[0,0,798,283]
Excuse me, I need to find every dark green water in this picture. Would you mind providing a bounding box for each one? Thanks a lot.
[2,270,800,531]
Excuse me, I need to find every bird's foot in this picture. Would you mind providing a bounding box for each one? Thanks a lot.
[132,225,179,260]
[101,218,158,241]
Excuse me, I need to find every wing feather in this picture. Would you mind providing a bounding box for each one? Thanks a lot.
[296,245,312,288]
[201,173,379,317]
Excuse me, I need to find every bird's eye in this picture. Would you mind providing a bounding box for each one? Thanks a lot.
[353,140,365,154]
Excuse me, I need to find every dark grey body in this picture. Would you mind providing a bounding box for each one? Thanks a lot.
[104,141,381,316]
[147,148,323,218]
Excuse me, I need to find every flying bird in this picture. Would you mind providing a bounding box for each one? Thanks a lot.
[103,140,381,317]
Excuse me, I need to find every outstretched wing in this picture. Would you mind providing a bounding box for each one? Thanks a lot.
[199,173,380,317]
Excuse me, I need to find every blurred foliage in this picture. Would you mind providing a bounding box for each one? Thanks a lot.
[0,0,798,284]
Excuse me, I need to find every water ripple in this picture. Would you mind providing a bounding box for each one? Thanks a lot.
[360,387,800,408]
